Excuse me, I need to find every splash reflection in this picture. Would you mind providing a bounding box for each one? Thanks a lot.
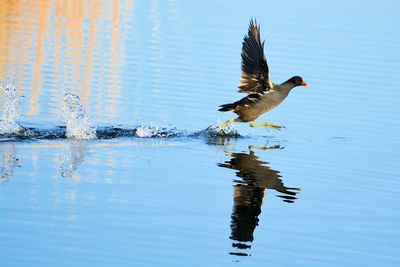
[0,143,20,183]
[59,140,88,179]
[218,146,300,256]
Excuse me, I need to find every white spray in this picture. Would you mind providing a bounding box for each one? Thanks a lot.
[0,80,22,135]
[62,93,96,140]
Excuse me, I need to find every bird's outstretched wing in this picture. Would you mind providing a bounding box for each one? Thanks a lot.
[238,19,272,94]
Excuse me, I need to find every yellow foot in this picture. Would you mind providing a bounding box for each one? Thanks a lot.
[249,121,285,130]
[219,119,234,131]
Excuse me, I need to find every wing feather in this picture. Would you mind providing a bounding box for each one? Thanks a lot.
[238,19,272,94]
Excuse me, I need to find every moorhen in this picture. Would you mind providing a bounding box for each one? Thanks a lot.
[219,19,308,131]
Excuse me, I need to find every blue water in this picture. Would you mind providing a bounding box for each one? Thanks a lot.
[1,0,400,266]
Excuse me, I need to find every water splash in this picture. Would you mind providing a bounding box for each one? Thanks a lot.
[0,123,241,141]
[62,93,96,140]
[0,89,243,142]
[0,80,23,135]
[135,124,181,138]
[201,123,240,138]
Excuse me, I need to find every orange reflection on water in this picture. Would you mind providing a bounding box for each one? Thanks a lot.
[0,0,134,117]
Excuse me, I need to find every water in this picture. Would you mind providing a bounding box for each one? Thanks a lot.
[1,0,400,266]
[62,93,96,140]
[0,80,23,134]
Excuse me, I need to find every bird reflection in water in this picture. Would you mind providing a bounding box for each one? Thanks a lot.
[59,140,88,179]
[218,145,300,256]
[0,143,20,183]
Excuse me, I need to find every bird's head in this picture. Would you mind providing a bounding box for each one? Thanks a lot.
[289,76,308,87]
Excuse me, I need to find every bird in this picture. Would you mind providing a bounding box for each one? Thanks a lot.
[218,147,300,205]
[218,146,300,255]
[219,19,308,131]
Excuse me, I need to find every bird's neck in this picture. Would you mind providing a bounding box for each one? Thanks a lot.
[278,79,297,92]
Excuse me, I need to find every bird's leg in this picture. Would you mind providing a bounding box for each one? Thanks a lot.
[248,145,283,151]
[249,121,285,130]
[219,119,235,131]
[225,151,234,157]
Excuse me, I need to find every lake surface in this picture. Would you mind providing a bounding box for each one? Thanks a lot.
[1,1,400,266]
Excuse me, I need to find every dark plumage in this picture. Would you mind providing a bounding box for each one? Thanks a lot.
[219,19,308,130]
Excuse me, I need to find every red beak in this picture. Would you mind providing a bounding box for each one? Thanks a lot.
[301,81,308,87]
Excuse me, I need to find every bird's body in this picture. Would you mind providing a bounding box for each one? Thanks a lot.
[220,82,292,122]
[219,19,308,130]
[218,147,300,201]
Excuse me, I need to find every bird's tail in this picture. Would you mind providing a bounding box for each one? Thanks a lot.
[218,103,235,112]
